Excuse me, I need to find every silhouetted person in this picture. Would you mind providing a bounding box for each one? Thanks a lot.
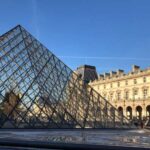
[140,121,144,129]
[134,122,138,128]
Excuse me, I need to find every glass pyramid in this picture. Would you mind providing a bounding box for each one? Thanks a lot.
[0,25,130,128]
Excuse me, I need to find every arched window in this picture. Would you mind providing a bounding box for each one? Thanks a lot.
[136,106,142,120]
[146,105,150,119]
[126,106,132,120]
[118,106,123,116]
[110,107,115,116]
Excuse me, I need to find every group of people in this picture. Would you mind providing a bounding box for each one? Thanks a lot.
[134,121,144,129]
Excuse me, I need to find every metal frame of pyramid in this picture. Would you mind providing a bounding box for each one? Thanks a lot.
[0,25,131,128]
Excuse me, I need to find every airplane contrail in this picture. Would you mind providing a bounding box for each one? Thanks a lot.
[31,0,40,39]
[58,56,150,61]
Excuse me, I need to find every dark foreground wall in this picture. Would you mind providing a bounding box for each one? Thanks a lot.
[0,140,150,150]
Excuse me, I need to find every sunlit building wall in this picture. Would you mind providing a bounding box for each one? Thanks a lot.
[88,65,150,121]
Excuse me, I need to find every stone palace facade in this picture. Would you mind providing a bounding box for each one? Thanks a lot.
[76,65,150,122]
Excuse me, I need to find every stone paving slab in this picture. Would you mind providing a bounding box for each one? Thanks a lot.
[0,129,150,149]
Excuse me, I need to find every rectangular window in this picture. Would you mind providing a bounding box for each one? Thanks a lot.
[134,79,137,84]
[134,90,137,95]
[125,91,129,100]
[143,89,148,98]
[110,93,113,100]
[104,84,106,89]
[104,94,107,98]
[117,92,121,100]
[143,77,146,83]
[133,90,138,99]
[110,83,113,88]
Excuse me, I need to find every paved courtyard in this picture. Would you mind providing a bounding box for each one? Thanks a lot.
[0,129,150,149]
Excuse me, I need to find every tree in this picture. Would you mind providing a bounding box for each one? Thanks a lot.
[1,90,21,120]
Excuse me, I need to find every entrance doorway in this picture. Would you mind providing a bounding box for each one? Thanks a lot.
[136,106,142,120]
[126,106,132,120]
[146,105,150,119]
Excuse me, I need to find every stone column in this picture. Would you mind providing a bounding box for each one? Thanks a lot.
[132,101,136,119]
[142,103,146,120]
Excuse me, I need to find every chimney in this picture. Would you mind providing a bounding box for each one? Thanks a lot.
[117,69,124,76]
[132,65,140,72]
[99,74,104,80]
[104,73,110,79]
[110,71,117,77]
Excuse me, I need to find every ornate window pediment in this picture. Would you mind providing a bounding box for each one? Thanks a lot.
[124,88,129,92]
[132,87,139,91]
[142,86,149,90]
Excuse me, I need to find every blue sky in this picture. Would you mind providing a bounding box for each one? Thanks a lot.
[0,0,150,73]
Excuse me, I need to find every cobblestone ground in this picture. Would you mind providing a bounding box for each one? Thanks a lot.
[0,129,150,148]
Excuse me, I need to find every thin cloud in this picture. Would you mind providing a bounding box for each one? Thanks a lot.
[58,56,150,61]
[31,0,40,39]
